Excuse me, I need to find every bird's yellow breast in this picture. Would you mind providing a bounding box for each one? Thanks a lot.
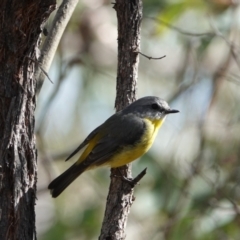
[109,117,165,167]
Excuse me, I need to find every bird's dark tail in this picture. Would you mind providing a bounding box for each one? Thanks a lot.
[48,163,87,198]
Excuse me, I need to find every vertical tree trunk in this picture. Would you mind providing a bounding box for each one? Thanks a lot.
[0,1,55,239]
[99,0,142,239]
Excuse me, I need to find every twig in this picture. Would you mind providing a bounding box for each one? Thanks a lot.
[225,73,240,86]
[27,56,53,83]
[35,52,66,134]
[131,168,147,186]
[208,16,240,70]
[119,167,147,187]
[136,51,166,60]
[145,17,214,37]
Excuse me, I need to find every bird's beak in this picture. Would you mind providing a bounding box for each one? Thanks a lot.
[165,109,179,114]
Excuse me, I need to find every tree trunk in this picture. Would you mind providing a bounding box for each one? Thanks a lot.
[99,0,142,239]
[0,1,55,239]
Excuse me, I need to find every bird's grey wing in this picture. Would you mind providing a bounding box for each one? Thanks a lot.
[65,125,101,161]
[84,114,146,167]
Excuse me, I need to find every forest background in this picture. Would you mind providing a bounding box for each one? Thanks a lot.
[37,0,240,239]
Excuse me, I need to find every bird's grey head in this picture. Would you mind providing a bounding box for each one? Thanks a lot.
[123,96,179,120]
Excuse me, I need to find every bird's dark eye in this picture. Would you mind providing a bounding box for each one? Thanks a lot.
[151,103,159,110]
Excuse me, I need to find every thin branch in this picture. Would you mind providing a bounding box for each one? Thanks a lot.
[145,16,215,37]
[36,53,69,134]
[208,16,240,70]
[136,51,166,60]
[225,73,240,86]
[27,56,53,83]
[131,168,147,185]
[35,0,79,94]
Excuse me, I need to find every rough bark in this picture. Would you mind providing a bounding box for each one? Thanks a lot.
[99,0,142,239]
[0,1,55,239]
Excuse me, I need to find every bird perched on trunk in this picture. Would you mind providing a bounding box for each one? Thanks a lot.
[48,96,179,198]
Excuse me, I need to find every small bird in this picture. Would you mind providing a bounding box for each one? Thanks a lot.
[48,96,179,197]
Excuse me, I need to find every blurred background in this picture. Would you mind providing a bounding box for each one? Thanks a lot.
[36,0,240,239]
